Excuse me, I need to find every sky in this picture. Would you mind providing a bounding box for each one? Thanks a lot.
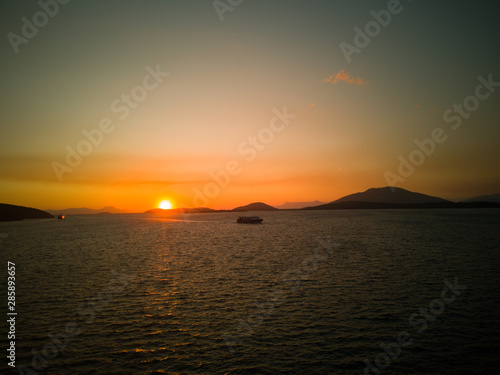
[1,0,499,212]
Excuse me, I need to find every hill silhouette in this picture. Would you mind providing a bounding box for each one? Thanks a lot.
[464,193,500,203]
[0,203,54,222]
[46,206,126,215]
[332,187,449,205]
[232,202,278,212]
[276,200,326,209]
[303,186,500,210]
[304,201,500,210]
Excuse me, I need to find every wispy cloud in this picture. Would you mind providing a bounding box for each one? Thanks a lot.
[325,70,368,85]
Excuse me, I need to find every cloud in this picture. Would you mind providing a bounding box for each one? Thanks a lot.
[325,70,368,85]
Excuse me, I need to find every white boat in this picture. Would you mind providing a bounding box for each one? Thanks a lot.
[237,216,263,224]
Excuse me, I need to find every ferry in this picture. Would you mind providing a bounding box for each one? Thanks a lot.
[237,216,263,224]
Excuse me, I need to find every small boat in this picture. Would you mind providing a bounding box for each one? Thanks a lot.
[57,214,65,220]
[237,216,263,224]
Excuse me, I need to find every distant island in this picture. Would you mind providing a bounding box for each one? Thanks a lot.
[303,200,500,210]
[332,186,449,204]
[0,203,54,222]
[232,202,278,212]
[45,206,126,216]
[303,187,500,210]
[464,193,500,204]
[276,200,326,209]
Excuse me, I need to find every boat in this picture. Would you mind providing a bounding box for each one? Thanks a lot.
[57,214,65,219]
[237,216,263,224]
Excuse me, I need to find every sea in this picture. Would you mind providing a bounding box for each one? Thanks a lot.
[1,209,499,374]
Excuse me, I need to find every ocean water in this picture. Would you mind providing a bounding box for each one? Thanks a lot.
[1,209,499,374]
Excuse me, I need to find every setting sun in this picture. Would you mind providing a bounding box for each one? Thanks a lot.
[159,199,173,210]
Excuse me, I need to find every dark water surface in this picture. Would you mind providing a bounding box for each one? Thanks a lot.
[1,209,499,374]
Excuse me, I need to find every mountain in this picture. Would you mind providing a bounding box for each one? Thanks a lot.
[333,187,449,204]
[303,187,500,210]
[1,203,54,222]
[45,206,126,215]
[464,193,500,203]
[145,207,217,215]
[304,201,500,210]
[232,202,278,212]
[276,200,326,209]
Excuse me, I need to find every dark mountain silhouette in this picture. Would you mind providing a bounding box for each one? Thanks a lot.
[302,187,500,210]
[276,200,326,209]
[45,206,126,215]
[145,207,217,215]
[332,187,449,205]
[303,200,500,210]
[464,193,500,203]
[232,202,278,212]
[1,203,54,222]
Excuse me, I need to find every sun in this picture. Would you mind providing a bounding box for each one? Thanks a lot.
[159,199,173,210]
